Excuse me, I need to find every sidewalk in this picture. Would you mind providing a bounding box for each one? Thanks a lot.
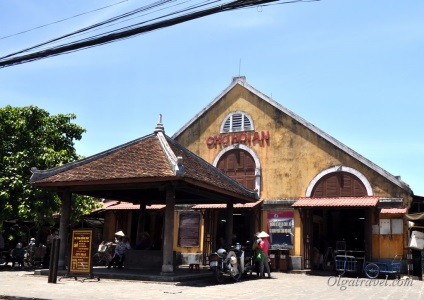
[0,267,422,300]
[34,265,213,282]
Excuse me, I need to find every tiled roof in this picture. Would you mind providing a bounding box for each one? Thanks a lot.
[292,197,379,207]
[192,200,263,209]
[31,134,173,183]
[30,130,257,202]
[101,201,165,210]
[164,136,256,199]
[380,208,407,214]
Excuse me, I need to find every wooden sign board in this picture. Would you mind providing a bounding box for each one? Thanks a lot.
[68,229,94,277]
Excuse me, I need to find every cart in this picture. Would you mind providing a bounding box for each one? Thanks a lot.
[363,255,402,279]
[335,255,359,276]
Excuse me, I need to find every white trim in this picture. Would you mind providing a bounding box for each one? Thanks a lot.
[305,166,373,197]
[219,110,255,133]
[157,131,183,176]
[213,144,261,196]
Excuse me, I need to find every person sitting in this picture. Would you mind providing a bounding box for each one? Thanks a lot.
[11,242,25,269]
[108,232,131,269]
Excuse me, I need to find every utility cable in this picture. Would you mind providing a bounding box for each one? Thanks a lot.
[0,0,129,40]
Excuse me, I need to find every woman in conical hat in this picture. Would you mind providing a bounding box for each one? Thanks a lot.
[257,231,269,238]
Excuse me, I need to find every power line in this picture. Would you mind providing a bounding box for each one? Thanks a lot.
[0,0,129,40]
[0,0,314,68]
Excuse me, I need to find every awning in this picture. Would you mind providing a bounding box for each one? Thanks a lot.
[406,213,424,221]
[292,197,379,208]
[380,208,407,214]
[93,200,165,212]
[192,200,263,210]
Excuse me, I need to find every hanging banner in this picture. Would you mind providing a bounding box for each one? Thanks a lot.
[68,229,94,276]
[267,211,294,249]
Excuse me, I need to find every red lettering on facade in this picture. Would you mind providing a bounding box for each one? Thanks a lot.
[206,136,215,145]
[206,131,270,146]
[252,132,260,142]
[239,133,247,143]
[222,135,230,145]
[261,131,270,141]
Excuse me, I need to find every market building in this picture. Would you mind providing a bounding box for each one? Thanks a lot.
[31,76,414,273]
[172,76,413,271]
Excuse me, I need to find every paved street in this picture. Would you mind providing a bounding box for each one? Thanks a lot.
[0,269,422,300]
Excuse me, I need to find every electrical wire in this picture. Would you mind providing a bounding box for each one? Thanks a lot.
[0,0,129,40]
[0,0,316,68]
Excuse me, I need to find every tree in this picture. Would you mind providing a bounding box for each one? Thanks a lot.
[0,105,99,230]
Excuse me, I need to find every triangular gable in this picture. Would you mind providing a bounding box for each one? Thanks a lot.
[172,76,411,193]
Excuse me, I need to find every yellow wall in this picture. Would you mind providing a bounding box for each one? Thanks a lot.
[175,84,411,202]
[174,82,412,261]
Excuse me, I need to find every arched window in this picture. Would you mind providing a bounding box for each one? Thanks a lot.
[311,171,367,197]
[216,149,256,190]
[220,111,254,133]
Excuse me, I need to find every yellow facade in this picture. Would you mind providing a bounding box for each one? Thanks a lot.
[173,77,412,266]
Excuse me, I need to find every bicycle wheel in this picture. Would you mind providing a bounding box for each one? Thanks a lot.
[364,263,380,279]
[93,253,106,266]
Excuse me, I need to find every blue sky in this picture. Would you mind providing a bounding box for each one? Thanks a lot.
[0,0,423,196]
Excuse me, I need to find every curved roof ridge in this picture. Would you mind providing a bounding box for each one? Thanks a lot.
[30,134,156,183]
[156,131,183,176]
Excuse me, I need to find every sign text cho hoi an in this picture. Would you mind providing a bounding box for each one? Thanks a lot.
[69,229,93,274]
[206,131,270,146]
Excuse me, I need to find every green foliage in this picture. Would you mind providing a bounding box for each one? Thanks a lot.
[0,105,98,228]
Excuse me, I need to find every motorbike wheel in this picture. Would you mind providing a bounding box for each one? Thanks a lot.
[214,268,225,284]
[231,263,243,282]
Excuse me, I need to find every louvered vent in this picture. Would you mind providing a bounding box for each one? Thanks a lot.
[222,118,231,133]
[232,113,243,131]
[221,112,254,133]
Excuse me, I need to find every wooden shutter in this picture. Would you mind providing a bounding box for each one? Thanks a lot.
[311,172,367,197]
[217,149,256,190]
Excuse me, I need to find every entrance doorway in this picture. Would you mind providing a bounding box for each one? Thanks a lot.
[311,208,369,270]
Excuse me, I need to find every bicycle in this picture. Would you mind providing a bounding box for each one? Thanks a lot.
[93,242,114,266]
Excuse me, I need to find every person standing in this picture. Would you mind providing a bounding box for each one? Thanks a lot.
[257,231,271,278]
[11,242,25,269]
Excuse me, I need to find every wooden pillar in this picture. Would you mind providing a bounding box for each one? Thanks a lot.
[58,191,71,269]
[136,203,146,246]
[225,202,234,245]
[365,208,372,260]
[161,185,175,273]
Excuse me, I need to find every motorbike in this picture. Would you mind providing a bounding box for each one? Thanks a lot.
[209,243,245,283]
[241,241,258,277]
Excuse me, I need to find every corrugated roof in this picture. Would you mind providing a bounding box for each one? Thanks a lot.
[380,208,407,214]
[104,202,165,210]
[292,197,379,207]
[192,200,263,209]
